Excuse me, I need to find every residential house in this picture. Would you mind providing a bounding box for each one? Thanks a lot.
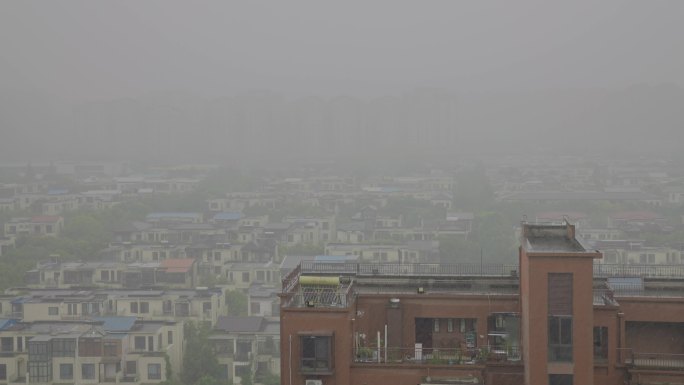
[4,216,64,238]
[211,316,280,384]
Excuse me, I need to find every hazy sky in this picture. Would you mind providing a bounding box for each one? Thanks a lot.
[2,1,683,102]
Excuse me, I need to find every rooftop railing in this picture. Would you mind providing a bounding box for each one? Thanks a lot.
[299,261,519,278]
[285,281,355,308]
[594,263,684,278]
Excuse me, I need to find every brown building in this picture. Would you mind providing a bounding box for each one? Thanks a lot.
[279,220,684,385]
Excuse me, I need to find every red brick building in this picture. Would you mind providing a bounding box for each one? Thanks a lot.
[280,221,684,385]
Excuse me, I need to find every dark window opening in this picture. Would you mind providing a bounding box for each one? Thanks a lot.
[548,316,573,362]
[301,335,332,372]
[549,374,573,385]
[593,326,608,361]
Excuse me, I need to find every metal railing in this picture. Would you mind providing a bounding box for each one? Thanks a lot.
[282,263,301,292]
[353,346,522,365]
[619,348,684,370]
[609,284,684,298]
[593,288,617,306]
[299,261,519,278]
[594,264,684,278]
[287,282,355,308]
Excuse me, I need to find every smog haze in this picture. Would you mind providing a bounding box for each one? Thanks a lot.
[1,1,683,165]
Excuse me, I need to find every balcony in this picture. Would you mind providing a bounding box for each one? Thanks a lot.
[353,346,522,366]
[619,349,684,370]
[235,351,252,362]
[61,312,101,320]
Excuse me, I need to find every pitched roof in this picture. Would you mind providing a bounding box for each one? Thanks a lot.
[213,212,243,221]
[215,316,265,333]
[93,316,137,332]
[31,216,62,223]
[610,211,663,221]
[160,258,195,273]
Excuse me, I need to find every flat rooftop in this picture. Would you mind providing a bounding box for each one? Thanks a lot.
[523,223,586,253]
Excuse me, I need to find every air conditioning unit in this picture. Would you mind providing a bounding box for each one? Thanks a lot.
[305,380,322,385]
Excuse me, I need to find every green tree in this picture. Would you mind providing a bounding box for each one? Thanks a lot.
[239,368,253,385]
[181,322,222,385]
[193,375,227,385]
[256,371,280,385]
[225,290,248,316]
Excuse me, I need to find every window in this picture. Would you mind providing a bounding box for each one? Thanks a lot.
[148,363,161,380]
[104,341,118,357]
[242,272,250,282]
[79,338,102,357]
[125,361,137,375]
[168,331,173,344]
[163,300,173,315]
[60,363,73,380]
[203,302,212,313]
[0,364,6,380]
[495,314,506,329]
[0,337,13,352]
[235,365,250,377]
[251,302,261,315]
[101,270,110,281]
[548,273,572,315]
[593,326,608,361]
[135,336,146,351]
[549,374,573,385]
[214,251,221,261]
[433,319,440,332]
[28,362,51,383]
[548,316,573,362]
[82,363,96,380]
[28,342,49,362]
[447,318,454,333]
[301,335,332,372]
[48,306,59,315]
[140,302,149,314]
[548,273,573,362]
[218,364,229,379]
[130,302,138,314]
[52,339,76,357]
[148,336,154,351]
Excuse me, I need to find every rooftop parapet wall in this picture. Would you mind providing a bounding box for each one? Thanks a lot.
[522,220,601,257]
